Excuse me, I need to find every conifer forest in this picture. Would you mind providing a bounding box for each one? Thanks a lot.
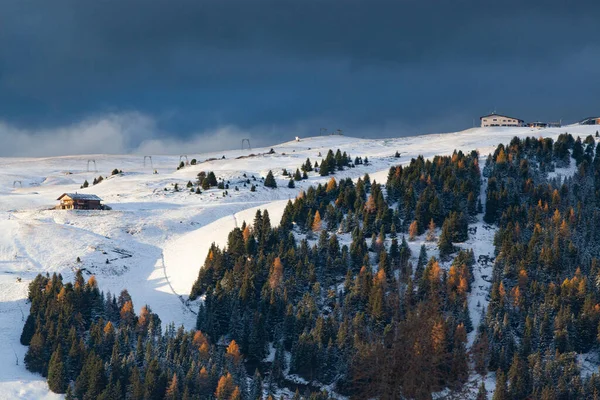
[21,134,600,399]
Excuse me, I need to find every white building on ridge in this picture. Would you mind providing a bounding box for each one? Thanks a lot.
[480,113,524,127]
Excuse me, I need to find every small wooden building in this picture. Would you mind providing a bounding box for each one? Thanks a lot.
[57,193,103,210]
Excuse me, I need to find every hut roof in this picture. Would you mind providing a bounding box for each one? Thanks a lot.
[57,193,102,201]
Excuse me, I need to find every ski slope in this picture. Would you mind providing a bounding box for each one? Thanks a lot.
[1,124,598,398]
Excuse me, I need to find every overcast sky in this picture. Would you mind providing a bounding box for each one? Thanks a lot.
[1,0,599,156]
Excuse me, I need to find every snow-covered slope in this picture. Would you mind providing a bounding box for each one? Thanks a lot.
[1,125,598,398]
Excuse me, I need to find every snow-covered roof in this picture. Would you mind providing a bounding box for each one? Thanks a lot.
[57,193,102,201]
[579,116,600,124]
[480,113,523,122]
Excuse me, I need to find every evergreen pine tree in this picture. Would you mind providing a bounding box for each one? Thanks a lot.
[264,170,277,188]
[207,171,218,186]
[414,244,427,283]
[130,366,144,400]
[508,353,530,399]
[438,218,454,259]
[303,158,313,172]
[48,345,67,393]
[493,370,509,400]
[319,158,330,176]
[24,330,46,374]
[143,359,165,400]
[249,369,263,400]
[20,314,35,345]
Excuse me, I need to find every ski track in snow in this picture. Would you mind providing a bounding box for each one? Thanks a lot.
[1,125,599,398]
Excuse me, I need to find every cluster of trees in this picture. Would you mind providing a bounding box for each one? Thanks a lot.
[386,151,480,261]
[178,159,199,169]
[22,272,335,399]
[316,149,354,176]
[386,151,481,236]
[190,172,260,194]
[81,175,105,188]
[83,171,121,188]
[279,149,360,189]
[197,171,219,191]
[189,153,484,397]
[473,134,600,398]
[266,148,358,189]
[189,139,600,397]
[26,135,600,398]
[282,168,308,188]
[21,271,260,399]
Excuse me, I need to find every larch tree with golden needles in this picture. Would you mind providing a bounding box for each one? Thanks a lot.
[269,257,284,291]
[215,373,235,400]
[165,373,180,400]
[226,340,242,365]
[230,386,242,400]
[312,210,322,232]
[408,220,418,241]
[120,300,136,327]
[242,225,251,242]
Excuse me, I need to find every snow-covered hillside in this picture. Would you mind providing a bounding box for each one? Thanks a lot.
[1,125,599,398]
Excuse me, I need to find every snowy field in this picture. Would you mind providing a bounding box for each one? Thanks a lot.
[1,124,599,398]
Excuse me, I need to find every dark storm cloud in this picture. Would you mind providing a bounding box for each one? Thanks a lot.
[0,0,599,154]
